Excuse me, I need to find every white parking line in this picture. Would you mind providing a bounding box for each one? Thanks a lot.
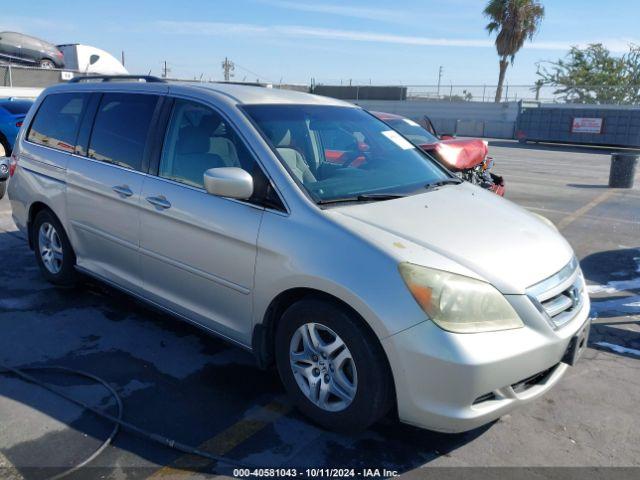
[595,342,640,357]
[0,450,22,480]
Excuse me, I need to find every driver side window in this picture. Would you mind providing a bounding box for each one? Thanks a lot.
[159,99,246,188]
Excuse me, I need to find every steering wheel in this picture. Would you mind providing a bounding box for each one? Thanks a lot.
[340,142,370,168]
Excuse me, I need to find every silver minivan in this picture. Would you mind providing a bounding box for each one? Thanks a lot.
[7,77,590,433]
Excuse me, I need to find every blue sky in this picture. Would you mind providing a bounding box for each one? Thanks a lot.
[3,1,638,85]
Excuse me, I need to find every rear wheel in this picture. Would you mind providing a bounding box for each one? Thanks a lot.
[32,209,77,286]
[0,136,8,157]
[39,59,55,69]
[275,298,393,432]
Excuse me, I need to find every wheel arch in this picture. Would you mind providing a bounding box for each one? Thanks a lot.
[253,287,394,382]
[0,131,10,155]
[27,201,59,249]
[253,287,398,418]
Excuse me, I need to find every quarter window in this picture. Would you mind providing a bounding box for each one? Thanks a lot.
[159,99,255,188]
[27,93,89,153]
[88,93,158,171]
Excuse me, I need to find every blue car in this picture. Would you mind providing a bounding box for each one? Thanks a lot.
[0,98,33,157]
[0,98,33,198]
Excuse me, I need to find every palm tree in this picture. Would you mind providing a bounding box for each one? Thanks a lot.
[484,0,545,102]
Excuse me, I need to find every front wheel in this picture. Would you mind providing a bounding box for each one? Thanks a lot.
[32,209,77,286]
[0,182,6,200]
[275,298,393,432]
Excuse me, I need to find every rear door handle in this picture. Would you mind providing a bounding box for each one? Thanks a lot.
[112,185,133,197]
[146,195,172,210]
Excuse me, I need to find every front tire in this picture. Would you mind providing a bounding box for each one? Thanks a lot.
[32,210,77,286]
[275,298,393,432]
[0,182,6,200]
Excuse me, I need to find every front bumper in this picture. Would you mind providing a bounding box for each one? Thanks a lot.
[382,292,590,433]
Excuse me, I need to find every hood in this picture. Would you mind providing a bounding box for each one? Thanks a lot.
[332,183,573,294]
[421,138,488,171]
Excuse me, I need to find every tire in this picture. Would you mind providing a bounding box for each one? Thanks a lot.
[275,297,393,432]
[39,59,55,69]
[0,181,5,200]
[0,136,8,157]
[32,209,77,286]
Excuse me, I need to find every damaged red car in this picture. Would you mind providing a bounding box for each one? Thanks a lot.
[371,111,505,196]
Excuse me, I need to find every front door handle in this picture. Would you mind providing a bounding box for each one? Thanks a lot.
[112,184,133,197]
[146,195,172,210]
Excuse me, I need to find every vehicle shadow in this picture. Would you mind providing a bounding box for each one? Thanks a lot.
[580,247,640,360]
[0,229,489,478]
[566,184,610,189]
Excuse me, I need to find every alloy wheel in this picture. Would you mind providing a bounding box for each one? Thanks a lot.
[38,222,63,274]
[289,322,358,412]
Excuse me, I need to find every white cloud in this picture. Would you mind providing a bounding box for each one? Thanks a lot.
[155,20,638,53]
[258,0,411,23]
[0,16,74,35]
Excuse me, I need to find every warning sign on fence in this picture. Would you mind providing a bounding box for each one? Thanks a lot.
[571,117,603,134]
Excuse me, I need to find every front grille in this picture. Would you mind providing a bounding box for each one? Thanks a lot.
[527,257,585,329]
[472,392,497,405]
[511,364,557,393]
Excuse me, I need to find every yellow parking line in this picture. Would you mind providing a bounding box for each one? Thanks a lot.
[149,400,291,478]
[557,190,615,231]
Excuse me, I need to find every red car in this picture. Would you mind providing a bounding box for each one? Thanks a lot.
[371,111,505,196]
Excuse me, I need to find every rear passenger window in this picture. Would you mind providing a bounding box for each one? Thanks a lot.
[159,99,256,188]
[27,93,88,153]
[88,93,158,171]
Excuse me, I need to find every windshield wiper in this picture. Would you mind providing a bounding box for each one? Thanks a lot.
[316,193,406,205]
[424,178,463,190]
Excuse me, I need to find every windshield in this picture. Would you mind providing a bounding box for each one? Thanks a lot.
[243,105,449,203]
[384,118,439,145]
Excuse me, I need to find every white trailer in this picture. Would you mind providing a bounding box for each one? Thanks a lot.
[57,44,129,76]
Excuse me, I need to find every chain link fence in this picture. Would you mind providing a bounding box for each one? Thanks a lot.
[311,82,640,105]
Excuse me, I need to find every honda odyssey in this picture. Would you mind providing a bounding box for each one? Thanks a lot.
[7,76,590,432]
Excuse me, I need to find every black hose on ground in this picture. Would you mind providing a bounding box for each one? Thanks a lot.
[0,362,260,479]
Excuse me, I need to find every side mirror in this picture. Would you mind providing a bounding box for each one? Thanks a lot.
[203,167,253,200]
[0,157,10,181]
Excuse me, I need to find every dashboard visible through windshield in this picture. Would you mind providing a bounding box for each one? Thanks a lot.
[242,105,450,203]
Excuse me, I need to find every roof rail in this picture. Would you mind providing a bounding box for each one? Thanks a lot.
[68,75,167,83]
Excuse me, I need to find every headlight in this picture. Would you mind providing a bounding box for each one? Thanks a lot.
[399,263,523,333]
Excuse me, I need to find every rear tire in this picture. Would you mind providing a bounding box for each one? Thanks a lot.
[39,59,55,69]
[32,209,77,286]
[275,297,393,432]
[0,136,9,157]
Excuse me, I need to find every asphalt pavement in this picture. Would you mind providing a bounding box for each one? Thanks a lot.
[0,140,639,480]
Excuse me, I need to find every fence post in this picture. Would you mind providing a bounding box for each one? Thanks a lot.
[8,64,12,87]
[482,85,486,102]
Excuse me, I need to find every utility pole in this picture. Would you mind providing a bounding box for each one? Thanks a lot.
[222,57,235,82]
[437,66,443,97]
[121,51,125,67]
[161,60,171,79]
